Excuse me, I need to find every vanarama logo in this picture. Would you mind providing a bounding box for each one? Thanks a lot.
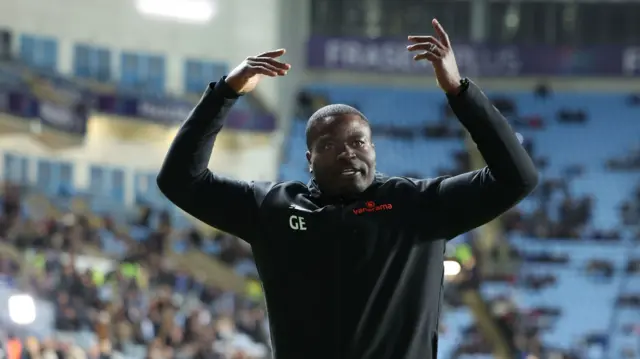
[353,201,393,215]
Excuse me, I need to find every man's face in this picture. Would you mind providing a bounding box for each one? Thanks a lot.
[306,113,376,196]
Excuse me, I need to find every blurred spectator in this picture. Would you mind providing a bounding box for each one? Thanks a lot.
[521,274,557,291]
[627,93,640,106]
[295,91,314,119]
[557,109,587,123]
[492,97,517,117]
[0,182,269,359]
[616,294,640,308]
[607,144,640,171]
[626,259,640,275]
[586,260,614,281]
[520,251,568,264]
[534,83,552,99]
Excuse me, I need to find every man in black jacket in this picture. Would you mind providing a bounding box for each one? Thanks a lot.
[157,19,538,359]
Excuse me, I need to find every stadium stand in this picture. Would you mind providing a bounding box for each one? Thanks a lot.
[0,25,273,359]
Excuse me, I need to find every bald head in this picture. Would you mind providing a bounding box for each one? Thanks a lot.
[305,104,368,149]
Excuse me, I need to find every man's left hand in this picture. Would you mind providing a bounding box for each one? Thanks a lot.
[407,19,462,95]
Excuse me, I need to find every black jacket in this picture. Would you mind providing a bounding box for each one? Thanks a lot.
[157,77,538,359]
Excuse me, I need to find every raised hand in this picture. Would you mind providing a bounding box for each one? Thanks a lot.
[225,49,291,94]
[407,19,462,94]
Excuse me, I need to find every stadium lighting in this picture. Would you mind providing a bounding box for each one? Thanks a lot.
[135,0,216,24]
[8,294,36,325]
[443,260,461,277]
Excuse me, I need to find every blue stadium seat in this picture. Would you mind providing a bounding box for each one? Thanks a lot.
[510,238,630,350]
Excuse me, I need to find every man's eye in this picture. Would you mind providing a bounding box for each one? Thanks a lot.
[322,143,334,150]
[353,140,365,147]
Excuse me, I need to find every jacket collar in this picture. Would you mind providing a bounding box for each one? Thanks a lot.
[307,172,386,204]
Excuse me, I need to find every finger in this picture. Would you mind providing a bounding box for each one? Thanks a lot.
[247,59,285,73]
[413,52,439,62]
[253,63,287,75]
[408,44,446,60]
[247,64,279,77]
[407,42,444,53]
[407,36,443,48]
[432,19,450,48]
[257,48,286,58]
[250,56,291,70]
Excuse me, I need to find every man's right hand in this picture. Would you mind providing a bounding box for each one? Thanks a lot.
[225,49,290,94]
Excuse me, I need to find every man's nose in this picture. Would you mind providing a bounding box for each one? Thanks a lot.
[337,145,356,160]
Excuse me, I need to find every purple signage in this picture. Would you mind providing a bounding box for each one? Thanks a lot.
[0,89,33,115]
[136,97,193,125]
[0,89,8,111]
[92,93,276,131]
[0,85,87,136]
[307,36,640,77]
[1,64,276,133]
[37,100,87,135]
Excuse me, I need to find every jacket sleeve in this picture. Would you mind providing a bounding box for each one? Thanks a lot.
[416,80,538,240]
[156,77,271,242]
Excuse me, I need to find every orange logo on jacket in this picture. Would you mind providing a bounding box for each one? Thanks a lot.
[353,201,393,215]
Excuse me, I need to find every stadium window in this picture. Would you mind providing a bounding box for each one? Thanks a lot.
[73,45,92,78]
[146,55,166,94]
[209,62,228,82]
[184,60,204,94]
[89,165,106,196]
[96,48,111,82]
[19,35,36,66]
[73,44,112,82]
[3,153,29,184]
[134,173,145,204]
[0,29,11,60]
[41,38,58,70]
[90,165,126,202]
[36,160,52,191]
[120,52,140,89]
[19,34,58,70]
[120,52,165,94]
[59,163,74,191]
[35,159,71,195]
[134,172,158,205]
[111,169,125,203]
[184,59,227,94]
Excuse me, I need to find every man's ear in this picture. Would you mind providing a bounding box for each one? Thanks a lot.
[306,151,312,172]
[306,151,312,163]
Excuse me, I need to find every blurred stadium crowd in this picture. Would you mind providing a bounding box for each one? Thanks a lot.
[0,182,269,359]
[1,0,640,358]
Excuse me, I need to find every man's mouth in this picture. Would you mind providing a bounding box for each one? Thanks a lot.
[340,168,361,177]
